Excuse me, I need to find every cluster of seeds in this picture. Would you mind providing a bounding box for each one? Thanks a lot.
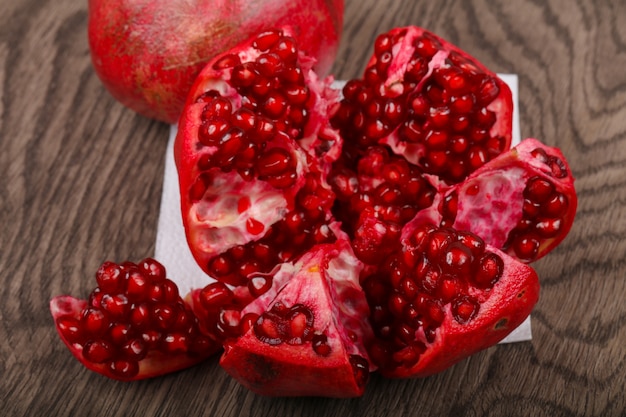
[192,30,313,191]
[363,225,503,370]
[54,259,215,379]
[330,145,436,263]
[331,29,509,184]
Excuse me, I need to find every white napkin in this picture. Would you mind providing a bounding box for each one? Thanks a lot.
[155,74,531,343]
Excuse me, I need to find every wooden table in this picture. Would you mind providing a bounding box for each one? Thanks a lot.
[2,0,624,416]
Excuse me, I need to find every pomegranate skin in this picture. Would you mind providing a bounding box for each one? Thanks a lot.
[88,0,344,124]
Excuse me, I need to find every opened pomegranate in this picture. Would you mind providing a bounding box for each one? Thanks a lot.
[51,24,578,397]
[436,138,577,263]
[88,0,343,123]
[362,217,539,377]
[50,258,220,381]
[331,26,513,184]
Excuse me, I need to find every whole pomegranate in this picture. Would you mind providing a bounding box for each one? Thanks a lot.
[88,0,344,123]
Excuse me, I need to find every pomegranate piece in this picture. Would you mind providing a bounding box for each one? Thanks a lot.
[331,26,513,184]
[219,236,374,397]
[175,28,342,287]
[437,138,577,263]
[88,0,344,123]
[363,219,539,378]
[50,259,220,381]
[329,144,437,265]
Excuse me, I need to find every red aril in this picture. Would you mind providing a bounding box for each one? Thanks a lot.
[50,259,220,381]
[88,0,344,123]
[331,26,513,184]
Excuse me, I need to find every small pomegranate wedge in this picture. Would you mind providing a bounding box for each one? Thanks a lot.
[50,259,220,381]
[363,218,539,378]
[219,234,373,397]
[437,138,577,263]
[331,26,513,184]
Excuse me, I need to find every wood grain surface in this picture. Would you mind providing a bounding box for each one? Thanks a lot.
[1,0,625,416]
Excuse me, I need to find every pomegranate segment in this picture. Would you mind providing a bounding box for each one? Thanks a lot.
[50,259,220,381]
[329,144,437,265]
[362,219,539,378]
[331,26,513,184]
[175,28,342,284]
[219,237,374,397]
[437,138,577,263]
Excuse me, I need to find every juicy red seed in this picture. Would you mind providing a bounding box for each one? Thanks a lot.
[256,53,284,76]
[415,34,441,59]
[429,107,450,128]
[474,252,504,287]
[442,242,474,275]
[450,94,475,114]
[263,91,288,119]
[468,146,488,170]
[246,217,265,235]
[474,107,496,128]
[130,304,151,330]
[162,334,189,353]
[312,333,332,356]
[216,308,242,339]
[457,231,485,257]
[253,30,283,51]
[256,148,295,177]
[513,235,540,261]
[230,62,258,88]
[544,193,569,217]
[96,262,123,294]
[189,173,212,202]
[349,355,370,388]
[425,130,448,150]
[199,117,229,146]
[271,36,298,63]
[108,360,139,379]
[548,156,568,178]
[213,53,241,70]
[374,34,392,55]
[82,339,114,363]
[126,271,148,302]
[199,282,234,309]
[81,307,108,337]
[153,304,177,330]
[452,296,480,324]
[101,294,129,320]
[525,177,555,203]
[121,339,147,361]
[56,317,83,344]
[108,323,131,345]
[477,76,500,104]
[248,275,272,298]
[536,218,562,237]
[285,85,309,105]
[239,313,259,335]
[426,229,454,260]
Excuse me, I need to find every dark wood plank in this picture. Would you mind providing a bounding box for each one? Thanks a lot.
[1,0,624,416]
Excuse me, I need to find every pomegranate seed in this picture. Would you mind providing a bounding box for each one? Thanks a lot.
[253,30,282,51]
[452,296,480,324]
[212,53,241,70]
[312,333,332,356]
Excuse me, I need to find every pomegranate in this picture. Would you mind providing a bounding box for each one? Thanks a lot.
[331,26,513,184]
[50,258,220,381]
[362,217,539,377]
[436,138,577,263]
[88,0,344,123]
[219,232,373,397]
